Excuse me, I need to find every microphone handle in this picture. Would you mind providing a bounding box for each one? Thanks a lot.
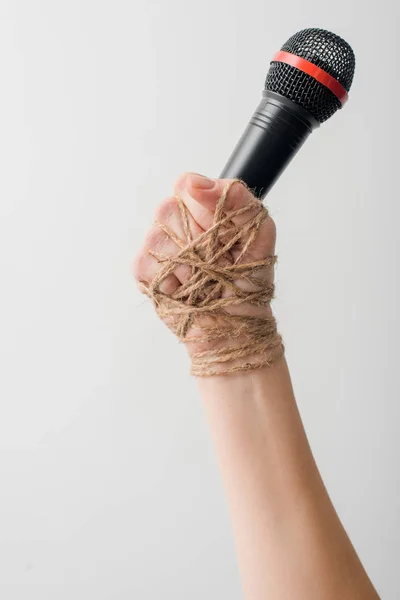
[220,91,319,199]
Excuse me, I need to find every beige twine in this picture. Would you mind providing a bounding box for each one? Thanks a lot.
[140,180,284,376]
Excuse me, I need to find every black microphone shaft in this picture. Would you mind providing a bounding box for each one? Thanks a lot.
[220,91,319,199]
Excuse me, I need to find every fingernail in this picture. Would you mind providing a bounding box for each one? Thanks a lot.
[190,173,215,190]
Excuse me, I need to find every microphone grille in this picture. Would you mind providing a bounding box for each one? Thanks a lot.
[265,29,356,123]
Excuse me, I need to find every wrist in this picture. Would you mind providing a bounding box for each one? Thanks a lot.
[185,308,284,377]
[196,354,290,402]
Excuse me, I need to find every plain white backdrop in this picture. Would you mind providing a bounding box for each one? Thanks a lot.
[0,0,399,598]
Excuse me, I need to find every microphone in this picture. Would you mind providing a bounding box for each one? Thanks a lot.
[220,28,356,199]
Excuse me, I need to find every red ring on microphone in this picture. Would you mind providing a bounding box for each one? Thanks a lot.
[271,50,348,105]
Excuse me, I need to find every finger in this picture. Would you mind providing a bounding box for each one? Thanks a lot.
[134,212,199,295]
[154,195,204,251]
[135,194,206,291]
[133,226,181,295]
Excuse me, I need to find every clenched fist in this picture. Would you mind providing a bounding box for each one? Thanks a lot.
[133,173,283,376]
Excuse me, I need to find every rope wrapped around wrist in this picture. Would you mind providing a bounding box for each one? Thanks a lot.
[141,180,284,376]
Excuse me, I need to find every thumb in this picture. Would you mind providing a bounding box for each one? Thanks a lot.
[174,173,258,232]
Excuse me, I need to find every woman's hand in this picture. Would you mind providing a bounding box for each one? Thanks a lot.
[133,173,282,375]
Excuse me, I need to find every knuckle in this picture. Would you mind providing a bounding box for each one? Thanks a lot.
[143,227,165,250]
[173,172,190,190]
[225,180,255,212]
[144,225,173,256]
[262,214,277,251]
[159,275,179,295]
[154,196,178,223]
[132,250,145,282]
[266,215,276,241]
[174,264,192,285]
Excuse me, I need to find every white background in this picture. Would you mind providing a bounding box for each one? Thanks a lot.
[0,1,399,598]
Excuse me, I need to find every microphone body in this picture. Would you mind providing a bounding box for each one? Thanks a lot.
[220,91,319,199]
[219,28,356,199]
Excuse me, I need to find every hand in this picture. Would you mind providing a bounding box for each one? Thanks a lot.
[133,173,283,376]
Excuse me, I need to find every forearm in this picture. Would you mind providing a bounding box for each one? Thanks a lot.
[198,358,379,600]
[134,173,378,598]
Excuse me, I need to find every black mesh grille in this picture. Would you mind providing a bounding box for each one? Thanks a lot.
[265,28,355,123]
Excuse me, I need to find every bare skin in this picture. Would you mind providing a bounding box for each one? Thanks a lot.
[133,173,379,600]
